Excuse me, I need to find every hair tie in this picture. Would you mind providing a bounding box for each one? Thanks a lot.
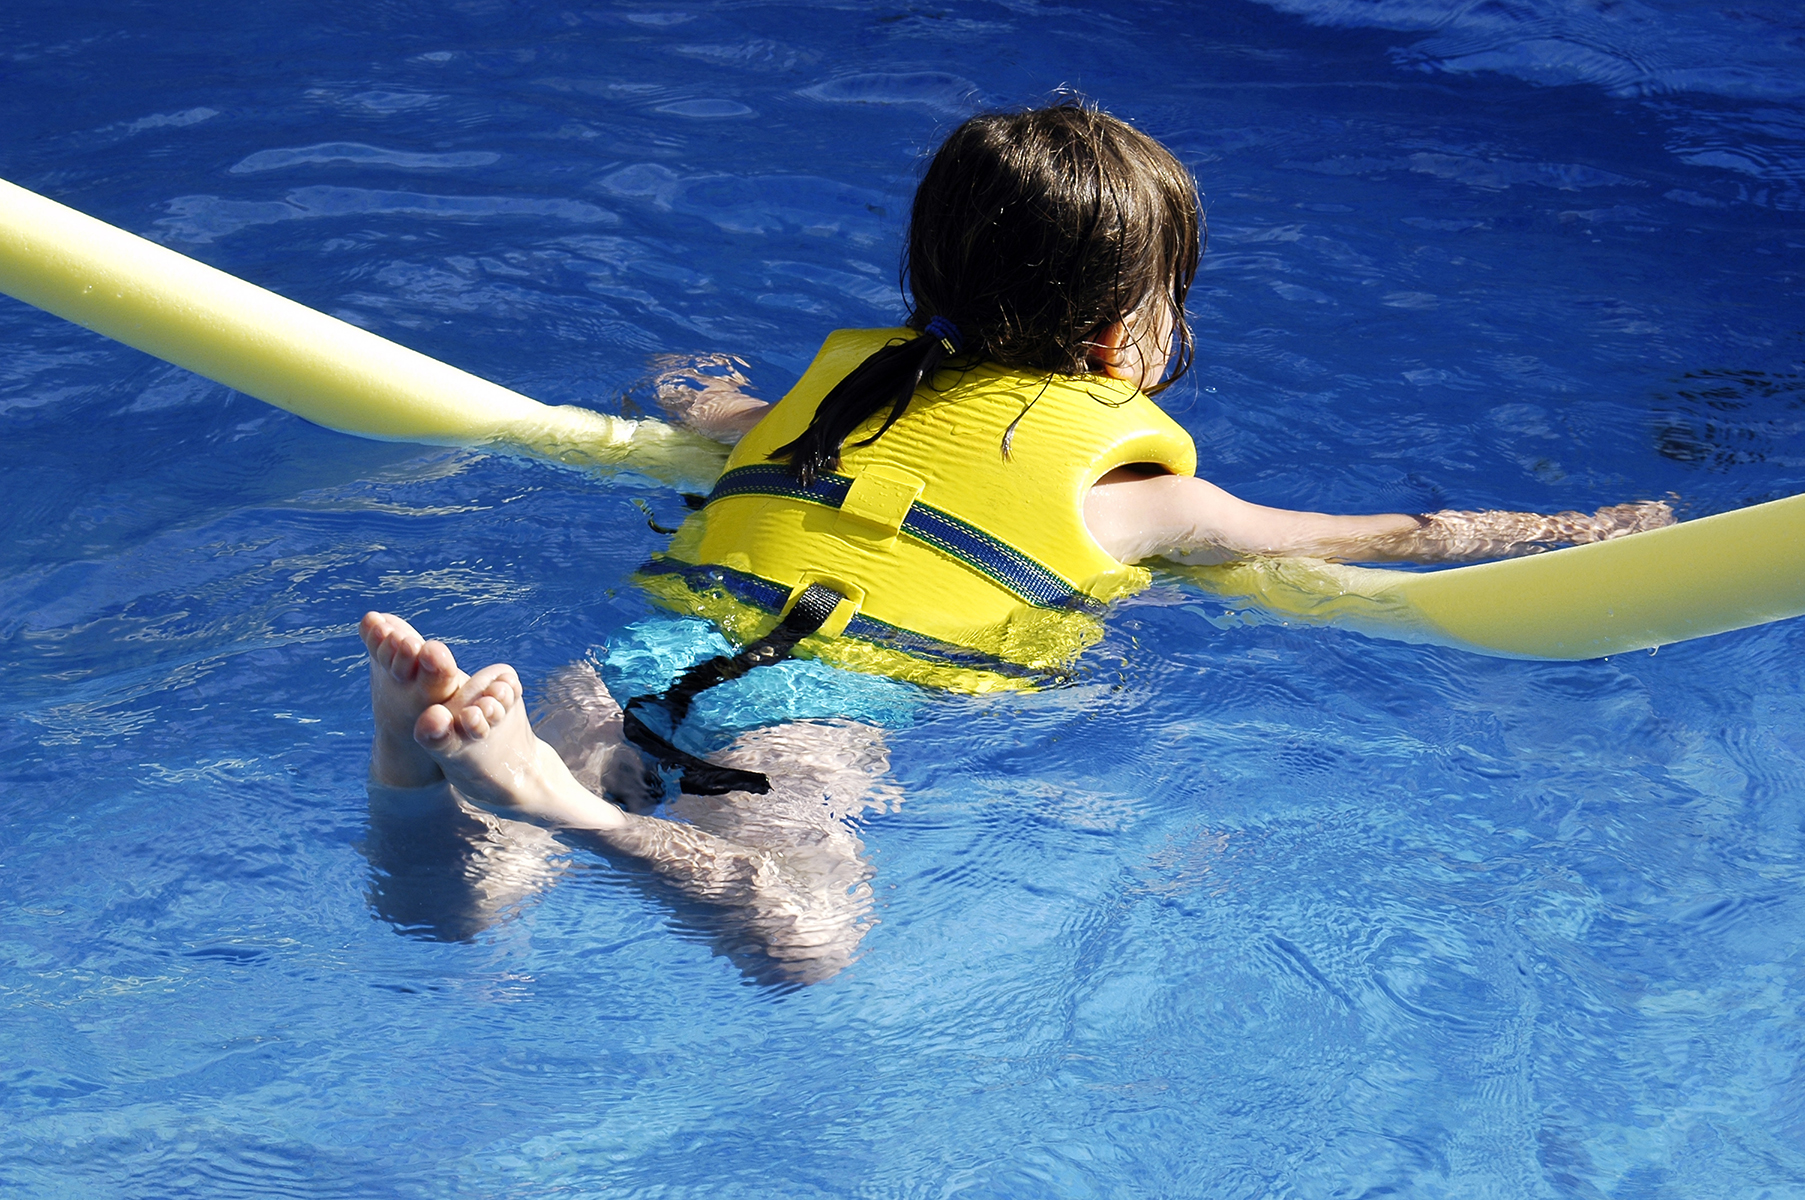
[924,315,963,356]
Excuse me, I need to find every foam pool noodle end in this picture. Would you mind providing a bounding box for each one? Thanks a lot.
[1167,488,1805,660]
[0,176,728,489]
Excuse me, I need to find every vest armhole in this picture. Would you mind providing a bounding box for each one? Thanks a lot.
[1073,428,1198,571]
[1094,461,1175,484]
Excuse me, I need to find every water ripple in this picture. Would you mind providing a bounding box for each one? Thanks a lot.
[796,71,981,114]
[156,186,617,244]
[230,142,501,173]
[1252,0,1805,101]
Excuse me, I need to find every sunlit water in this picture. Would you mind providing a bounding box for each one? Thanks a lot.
[3,1,1804,1196]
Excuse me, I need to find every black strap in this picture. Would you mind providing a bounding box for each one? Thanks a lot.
[621,583,844,796]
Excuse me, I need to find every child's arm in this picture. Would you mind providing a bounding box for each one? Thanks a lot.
[1085,469,1675,566]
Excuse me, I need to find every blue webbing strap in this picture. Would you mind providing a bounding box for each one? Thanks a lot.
[706,464,1106,617]
[636,557,1044,679]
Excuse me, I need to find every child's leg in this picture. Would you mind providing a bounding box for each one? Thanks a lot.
[532,660,661,812]
[361,612,893,980]
[361,613,567,939]
[425,665,882,980]
[363,777,567,942]
[662,721,896,979]
[529,663,894,976]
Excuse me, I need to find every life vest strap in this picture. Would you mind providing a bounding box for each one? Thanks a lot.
[705,464,1105,615]
[620,583,845,796]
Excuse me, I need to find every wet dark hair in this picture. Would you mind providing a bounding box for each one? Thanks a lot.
[775,102,1203,483]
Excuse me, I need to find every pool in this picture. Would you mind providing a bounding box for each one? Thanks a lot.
[4,0,1804,1195]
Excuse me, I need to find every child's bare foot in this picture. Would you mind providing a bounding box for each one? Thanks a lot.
[415,664,626,832]
[362,612,467,788]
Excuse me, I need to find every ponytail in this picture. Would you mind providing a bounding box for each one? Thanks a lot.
[773,316,964,484]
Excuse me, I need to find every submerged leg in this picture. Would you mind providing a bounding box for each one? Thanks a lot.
[533,660,662,813]
[362,777,568,943]
[659,720,897,981]
[361,612,564,940]
[360,613,893,982]
[415,647,893,981]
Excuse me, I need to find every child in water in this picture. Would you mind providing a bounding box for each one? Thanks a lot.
[362,105,1669,979]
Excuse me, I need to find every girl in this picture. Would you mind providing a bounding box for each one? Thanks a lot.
[362,104,1668,979]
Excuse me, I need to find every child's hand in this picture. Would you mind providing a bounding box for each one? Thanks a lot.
[1412,498,1677,559]
[1580,499,1676,541]
[641,353,770,444]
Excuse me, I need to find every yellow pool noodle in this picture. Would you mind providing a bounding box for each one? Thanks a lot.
[2,179,1797,660]
[1170,489,1805,658]
[0,176,727,488]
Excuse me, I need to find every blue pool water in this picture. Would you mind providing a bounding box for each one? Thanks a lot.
[4,1,1805,1195]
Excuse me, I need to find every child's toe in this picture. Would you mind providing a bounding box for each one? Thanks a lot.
[387,635,423,680]
[419,640,457,680]
[415,705,454,744]
[372,636,399,674]
[455,704,493,739]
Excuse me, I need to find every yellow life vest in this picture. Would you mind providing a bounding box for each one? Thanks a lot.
[638,328,1198,691]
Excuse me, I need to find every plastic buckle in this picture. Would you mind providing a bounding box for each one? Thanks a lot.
[781,576,864,638]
